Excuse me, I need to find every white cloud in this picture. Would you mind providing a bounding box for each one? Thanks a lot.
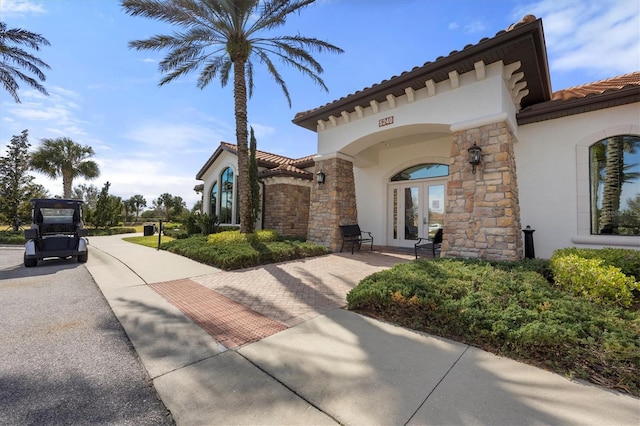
[514,0,640,77]
[123,122,220,151]
[447,19,487,34]
[3,87,90,141]
[464,20,487,34]
[0,0,46,16]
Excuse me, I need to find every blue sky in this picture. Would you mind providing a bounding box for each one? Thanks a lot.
[1,0,639,208]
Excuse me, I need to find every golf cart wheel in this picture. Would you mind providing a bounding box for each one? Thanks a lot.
[78,253,88,263]
[24,255,37,267]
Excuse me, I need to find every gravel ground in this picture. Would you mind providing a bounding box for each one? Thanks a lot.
[0,246,174,425]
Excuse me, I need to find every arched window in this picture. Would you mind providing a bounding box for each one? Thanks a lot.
[210,182,218,218]
[589,135,640,235]
[220,167,234,224]
[390,164,449,181]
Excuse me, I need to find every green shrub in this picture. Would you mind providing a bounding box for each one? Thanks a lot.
[347,258,640,396]
[207,229,280,245]
[550,253,638,307]
[163,228,189,239]
[552,247,640,280]
[0,230,26,244]
[162,233,327,270]
[86,227,137,236]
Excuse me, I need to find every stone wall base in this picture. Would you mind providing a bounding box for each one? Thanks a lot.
[441,121,523,260]
[263,180,310,238]
[308,156,357,251]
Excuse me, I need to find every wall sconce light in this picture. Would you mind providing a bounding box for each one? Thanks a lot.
[316,170,326,185]
[468,142,482,174]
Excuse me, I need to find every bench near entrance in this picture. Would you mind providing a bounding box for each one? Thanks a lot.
[339,225,374,254]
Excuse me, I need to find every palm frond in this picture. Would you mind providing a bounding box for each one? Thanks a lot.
[197,55,229,88]
[0,25,50,50]
[255,50,291,106]
[1,46,50,77]
[158,43,205,73]
[0,72,20,102]
[254,45,328,92]
[159,60,202,86]
[249,0,315,34]
[246,60,254,98]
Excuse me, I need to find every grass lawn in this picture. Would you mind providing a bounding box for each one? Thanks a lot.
[122,235,175,248]
[156,229,329,270]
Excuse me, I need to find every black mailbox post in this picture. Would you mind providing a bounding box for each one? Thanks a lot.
[522,226,535,259]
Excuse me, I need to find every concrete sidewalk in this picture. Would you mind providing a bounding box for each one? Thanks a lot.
[86,234,639,425]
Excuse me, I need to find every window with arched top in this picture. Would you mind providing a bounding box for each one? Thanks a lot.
[390,164,449,181]
[589,135,640,235]
[220,167,234,224]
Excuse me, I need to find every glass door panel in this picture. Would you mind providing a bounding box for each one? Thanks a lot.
[389,179,447,247]
[404,187,419,240]
[426,184,445,238]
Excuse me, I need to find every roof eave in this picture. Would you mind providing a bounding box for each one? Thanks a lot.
[293,18,551,132]
[517,86,640,125]
[195,143,235,180]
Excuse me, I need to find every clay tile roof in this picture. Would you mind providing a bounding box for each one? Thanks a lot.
[551,72,640,101]
[517,71,640,125]
[196,141,314,181]
[219,141,295,166]
[293,15,550,131]
[259,163,313,180]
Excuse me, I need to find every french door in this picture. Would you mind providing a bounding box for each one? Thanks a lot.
[388,180,446,247]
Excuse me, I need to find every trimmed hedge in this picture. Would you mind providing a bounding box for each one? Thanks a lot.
[550,248,639,307]
[0,231,25,244]
[552,247,640,280]
[347,258,640,396]
[551,254,638,307]
[0,227,137,244]
[162,230,328,270]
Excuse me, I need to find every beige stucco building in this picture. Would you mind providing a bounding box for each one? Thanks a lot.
[196,16,640,260]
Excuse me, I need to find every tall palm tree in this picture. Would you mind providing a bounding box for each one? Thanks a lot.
[30,137,100,199]
[123,0,343,233]
[0,21,51,103]
[597,135,640,234]
[128,194,147,223]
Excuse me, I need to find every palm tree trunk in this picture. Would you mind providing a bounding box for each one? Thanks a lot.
[233,59,252,234]
[62,169,73,199]
[590,149,600,233]
[599,136,623,233]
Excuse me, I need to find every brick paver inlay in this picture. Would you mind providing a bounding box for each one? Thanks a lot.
[149,279,288,349]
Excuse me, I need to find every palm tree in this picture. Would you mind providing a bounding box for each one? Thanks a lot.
[0,21,51,103]
[123,0,343,233]
[128,194,147,223]
[30,137,100,199]
[597,135,640,234]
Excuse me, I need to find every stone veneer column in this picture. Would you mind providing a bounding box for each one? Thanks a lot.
[308,155,357,251]
[441,121,524,260]
[262,178,311,238]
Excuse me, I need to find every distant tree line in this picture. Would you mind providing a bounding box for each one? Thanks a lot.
[0,129,195,230]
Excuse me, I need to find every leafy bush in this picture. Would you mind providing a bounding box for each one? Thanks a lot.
[85,227,137,236]
[347,258,640,396]
[162,228,189,239]
[0,230,26,244]
[550,253,638,307]
[552,247,640,280]
[207,229,280,245]
[162,231,327,270]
